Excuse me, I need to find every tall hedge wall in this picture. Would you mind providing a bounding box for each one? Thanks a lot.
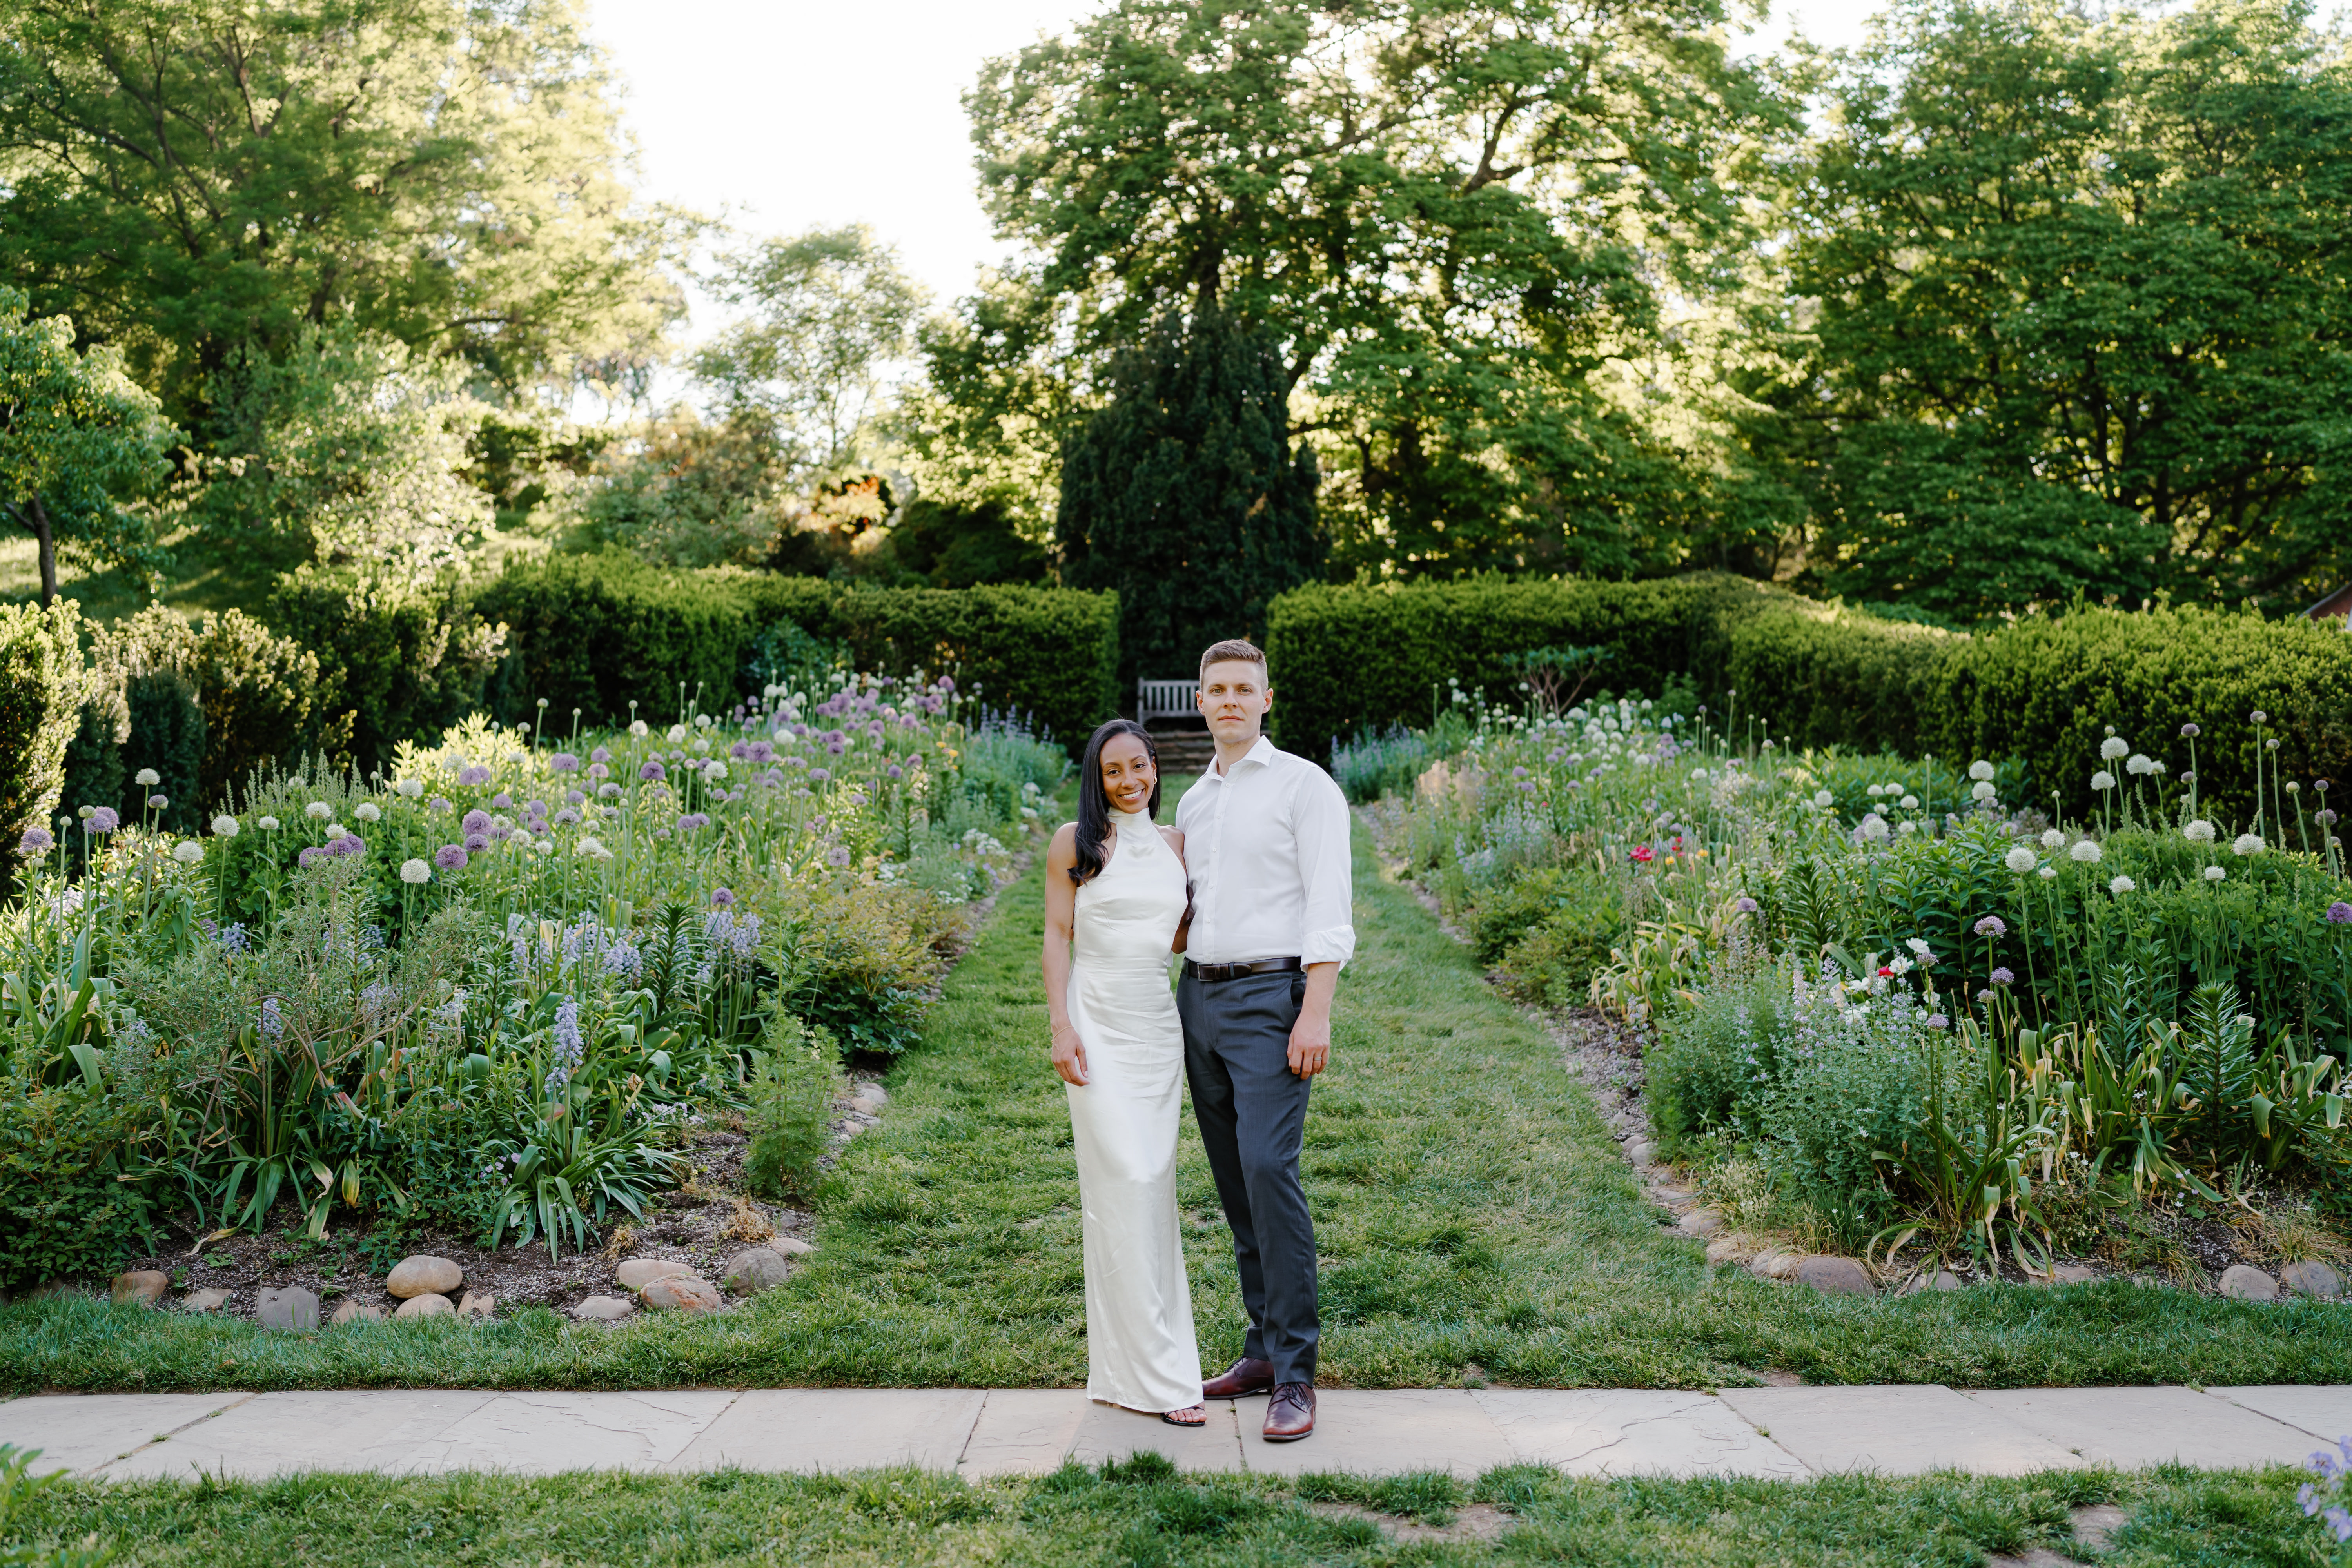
[1266,575,2352,824]
[475,554,1118,751]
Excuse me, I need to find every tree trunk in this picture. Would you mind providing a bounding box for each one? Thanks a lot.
[29,496,56,606]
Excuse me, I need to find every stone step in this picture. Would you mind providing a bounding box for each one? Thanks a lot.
[1147,726,1218,773]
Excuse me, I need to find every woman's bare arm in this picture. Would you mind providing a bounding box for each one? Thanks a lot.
[1165,827,1191,954]
[1042,823,1088,1085]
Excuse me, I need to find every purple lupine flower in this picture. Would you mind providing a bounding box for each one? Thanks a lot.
[2329,902,2352,924]
[639,760,666,782]
[16,827,53,857]
[1990,967,2014,985]
[434,843,468,870]
[461,809,492,835]
[85,806,120,834]
[710,887,735,907]
[1973,915,2007,937]
[457,764,492,786]
[550,753,580,773]
[545,996,584,1093]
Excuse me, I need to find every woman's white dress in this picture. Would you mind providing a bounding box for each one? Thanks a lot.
[1064,806,1202,1411]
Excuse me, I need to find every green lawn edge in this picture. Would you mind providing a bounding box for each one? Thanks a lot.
[2,804,2347,1394]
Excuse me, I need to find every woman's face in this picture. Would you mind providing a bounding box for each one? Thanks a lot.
[1098,733,1156,814]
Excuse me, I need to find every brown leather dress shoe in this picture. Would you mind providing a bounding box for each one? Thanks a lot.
[1261,1382,1316,1441]
[1202,1357,1276,1399]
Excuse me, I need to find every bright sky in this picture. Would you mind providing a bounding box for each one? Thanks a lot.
[584,0,1890,358]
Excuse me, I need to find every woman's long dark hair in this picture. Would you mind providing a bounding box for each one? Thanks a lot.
[1070,719,1161,887]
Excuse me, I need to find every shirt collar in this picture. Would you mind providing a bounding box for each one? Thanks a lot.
[1212,735,1276,780]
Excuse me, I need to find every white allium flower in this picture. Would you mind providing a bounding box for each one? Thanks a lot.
[396,779,424,799]
[1867,784,1885,798]
[1860,813,1889,842]
[1969,760,1996,782]
[323,823,345,840]
[1900,794,1919,809]
[2109,874,2136,894]
[1813,790,1834,808]
[305,802,331,820]
[1906,938,1933,957]
[1971,780,1998,802]
[703,760,728,780]
[628,720,649,737]
[2125,753,2153,775]
[135,768,162,787]
[354,802,381,822]
[530,836,554,855]
[2041,828,2066,848]
[212,815,240,837]
[2100,737,2129,761]
[2204,865,2226,881]
[171,840,203,864]
[575,835,613,861]
[2071,839,2103,863]
[257,815,279,831]
[2039,866,2057,879]
[1898,820,1917,835]
[666,723,687,743]
[2183,820,2216,843]
[2233,833,2264,856]
[399,858,432,884]
[2090,771,2116,791]
[2005,846,2038,873]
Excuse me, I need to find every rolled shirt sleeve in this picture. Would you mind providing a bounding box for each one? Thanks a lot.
[1294,766,1356,968]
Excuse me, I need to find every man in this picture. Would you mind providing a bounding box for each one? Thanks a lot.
[1174,637,1353,1442]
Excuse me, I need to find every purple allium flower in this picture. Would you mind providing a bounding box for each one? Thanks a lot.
[748,741,775,764]
[434,843,468,870]
[461,809,492,835]
[297,846,322,868]
[809,768,831,783]
[457,764,492,787]
[2319,809,2340,826]
[1734,897,1759,914]
[15,827,53,857]
[2180,722,2200,738]
[591,746,612,764]
[2328,902,2352,925]
[85,806,119,835]
[554,807,580,826]
[887,765,904,779]
[639,760,666,782]
[826,845,851,867]
[551,753,580,773]
[565,788,585,805]
[711,887,735,907]
[1990,967,2014,985]
[148,793,168,809]
[730,741,748,759]
[1973,915,2007,937]
[523,799,546,818]
[427,796,452,815]
[491,792,513,809]
[586,762,608,780]
[1927,1014,1949,1029]
[810,815,828,831]
[938,676,955,693]
[463,832,491,853]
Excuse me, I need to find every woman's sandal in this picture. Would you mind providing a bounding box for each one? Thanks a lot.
[1160,1405,1207,1427]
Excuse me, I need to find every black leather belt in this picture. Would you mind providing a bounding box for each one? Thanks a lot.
[1183,957,1303,983]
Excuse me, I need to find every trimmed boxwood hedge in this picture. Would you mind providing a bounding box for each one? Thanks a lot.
[474,554,1118,751]
[1266,574,2352,823]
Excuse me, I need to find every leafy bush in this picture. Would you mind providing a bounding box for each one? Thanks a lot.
[1479,867,1632,1005]
[0,1083,156,1290]
[743,1012,840,1201]
[476,551,750,732]
[266,563,508,774]
[0,599,87,864]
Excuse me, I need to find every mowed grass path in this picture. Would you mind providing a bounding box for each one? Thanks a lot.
[2,786,2347,1391]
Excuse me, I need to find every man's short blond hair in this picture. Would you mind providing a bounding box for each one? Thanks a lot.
[1198,638,1267,682]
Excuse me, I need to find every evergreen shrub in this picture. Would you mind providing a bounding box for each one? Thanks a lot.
[267,564,508,774]
[475,551,749,732]
[0,1085,156,1290]
[743,1013,841,1201]
[0,599,87,862]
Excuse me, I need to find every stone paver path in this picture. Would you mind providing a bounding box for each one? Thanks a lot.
[5,1384,2348,1481]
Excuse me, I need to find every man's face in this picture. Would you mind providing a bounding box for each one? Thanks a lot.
[1197,660,1272,746]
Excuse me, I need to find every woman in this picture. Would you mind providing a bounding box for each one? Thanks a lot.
[1042,719,1205,1425]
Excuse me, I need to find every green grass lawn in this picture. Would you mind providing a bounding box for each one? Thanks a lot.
[0,1456,2325,1566]
[2,784,2348,1393]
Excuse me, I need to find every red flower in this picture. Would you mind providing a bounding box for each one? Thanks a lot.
[1876,966,1895,977]
[1630,844,1655,864]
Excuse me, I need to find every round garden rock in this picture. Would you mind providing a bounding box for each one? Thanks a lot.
[257,1286,320,1332]
[457,1289,496,1321]
[772,1237,815,1257]
[720,1248,793,1297]
[111,1270,168,1308]
[2279,1261,2344,1299]
[183,1287,232,1312]
[616,1258,697,1290]
[1676,1209,1723,1237]
[1796,1256,1877,1297]
[394,1292,456,1319]
[330,1300,384,1326]
[640,1276,722,1313]
[2218,1265,2278,1301]
[387,1255,463,1298]
[573,1295,635,1323]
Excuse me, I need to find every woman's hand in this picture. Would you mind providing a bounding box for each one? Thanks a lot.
[1051,1021,1090,1086]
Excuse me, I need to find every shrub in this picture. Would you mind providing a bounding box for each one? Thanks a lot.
[0,1083,156,1290]
[743,1012,841,1201]
[0,599,85,865]
[1485,869,1632,1006]
[266,564,508,775]
[475,551,750,731]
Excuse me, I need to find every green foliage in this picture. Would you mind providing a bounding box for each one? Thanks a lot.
[265,564,508,776]
[567,407,791,570]
[1471,866,1630,1007]
[0,0,682,430]
[0,600,86,862]
[0,1083,155,1291]
[477,552,752,731]
[0,287,176,603]
[742,1013,839,1201]
[887,493,1049,589]
[118,671,204,833]
[1057,310,1322,684]
[1779,0,2352,619]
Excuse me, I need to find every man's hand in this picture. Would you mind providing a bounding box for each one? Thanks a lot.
[1288,1007,1331,1078]
[1051,1022,1090,1086]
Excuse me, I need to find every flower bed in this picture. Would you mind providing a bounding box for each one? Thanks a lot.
[1356,687,2352,1282]
[0,670,1065,1293]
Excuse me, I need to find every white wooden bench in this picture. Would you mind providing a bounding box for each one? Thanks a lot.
[1136,678,1200,724]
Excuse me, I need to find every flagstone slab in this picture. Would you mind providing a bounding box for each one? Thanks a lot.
[396,1389,739,1474]
[103,1390,497,1480]
[1716,1385,2077,1475]
[957,1389,1092,1478]
[1473,1388,1809,1478]
[1240,1390,1515,1478]
[1068,1398,1245,1474]
[666,1388,985,1473]
[1964,1387,2322,1469]
[2209,1387,2352,1448]
[0,1393,254,1476]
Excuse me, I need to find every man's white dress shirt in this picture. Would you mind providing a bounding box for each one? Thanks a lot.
[1175,735,1355,968]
